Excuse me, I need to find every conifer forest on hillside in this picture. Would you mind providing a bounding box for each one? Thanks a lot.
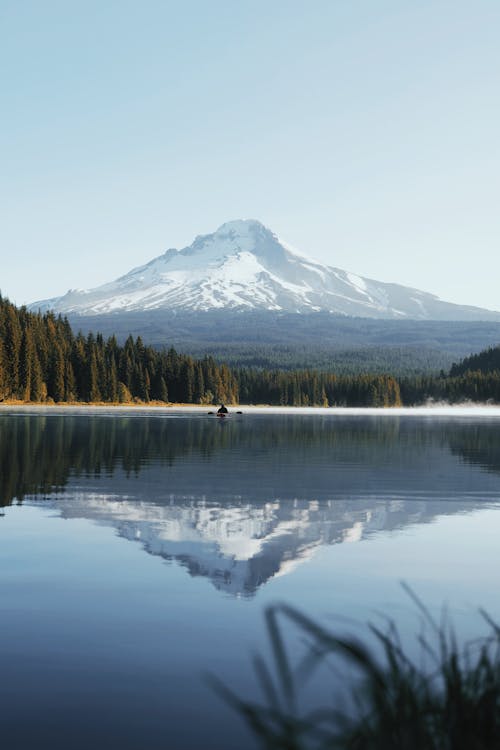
[1,296,499,407]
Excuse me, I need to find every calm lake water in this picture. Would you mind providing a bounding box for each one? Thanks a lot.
[1,409,500,749]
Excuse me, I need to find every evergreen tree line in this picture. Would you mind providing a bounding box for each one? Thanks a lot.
[449,345,500,376]
[1,296,499,406]
[237,368,402,406]
[0,297,403,406]
[0,297,237,404]
[399,370,500,405]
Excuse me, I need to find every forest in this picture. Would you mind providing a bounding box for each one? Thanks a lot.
[68,308,500,374]
[1,296,499,407]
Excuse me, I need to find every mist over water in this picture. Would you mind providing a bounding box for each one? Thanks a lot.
[1,411,500,748]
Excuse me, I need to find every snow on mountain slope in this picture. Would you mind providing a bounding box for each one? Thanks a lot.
[30,220,500,320]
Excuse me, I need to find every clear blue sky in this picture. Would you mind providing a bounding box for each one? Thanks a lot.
[1,0,499,310]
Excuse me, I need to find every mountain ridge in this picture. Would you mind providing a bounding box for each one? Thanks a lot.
[30,219,500,321]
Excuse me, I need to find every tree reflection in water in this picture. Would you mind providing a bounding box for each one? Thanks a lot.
[1,412,500,597]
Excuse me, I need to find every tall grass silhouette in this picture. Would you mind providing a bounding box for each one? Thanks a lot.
[211,586,500,749]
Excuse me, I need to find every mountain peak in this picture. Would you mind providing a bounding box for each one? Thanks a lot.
[191,218,276,255]
[215,218,267,235]
[29,220,500,320]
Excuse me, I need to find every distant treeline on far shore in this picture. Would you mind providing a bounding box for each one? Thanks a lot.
[1,296,499,407]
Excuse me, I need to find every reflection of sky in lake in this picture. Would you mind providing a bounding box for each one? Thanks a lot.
[1,412,500,749]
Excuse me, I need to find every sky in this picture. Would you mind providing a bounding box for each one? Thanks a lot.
[1,0,499,310]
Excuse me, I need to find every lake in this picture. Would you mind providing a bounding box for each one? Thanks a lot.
[1,408,500,749]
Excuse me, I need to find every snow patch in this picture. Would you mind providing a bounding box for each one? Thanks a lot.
[347,272,368,293]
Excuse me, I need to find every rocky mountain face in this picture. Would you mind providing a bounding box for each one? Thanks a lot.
[31,220,500,321]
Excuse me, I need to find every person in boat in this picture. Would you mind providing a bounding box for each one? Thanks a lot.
[217,404,228,414]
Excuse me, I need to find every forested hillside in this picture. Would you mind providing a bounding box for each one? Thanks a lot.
[66,309,500,375]
[1,296,499,406]
[450,345,500,376]
[0,296,238,404]
[0,296,400,406]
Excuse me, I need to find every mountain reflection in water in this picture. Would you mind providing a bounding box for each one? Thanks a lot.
[2,412,500,597]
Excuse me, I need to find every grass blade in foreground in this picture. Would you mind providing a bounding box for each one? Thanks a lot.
[215,589,500,750]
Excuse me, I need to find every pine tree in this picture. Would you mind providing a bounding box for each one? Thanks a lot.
[30,351,44,402]
[50,343,66,402]
[4,304,22,397]
[159,377,168,402]
[65,359,76,402]
[88,349,101,402]
[19,328,34,401]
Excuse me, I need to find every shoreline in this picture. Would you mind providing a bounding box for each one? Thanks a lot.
[2,403,500,417]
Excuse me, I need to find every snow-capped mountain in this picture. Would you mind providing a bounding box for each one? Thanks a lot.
[31,219,500,320]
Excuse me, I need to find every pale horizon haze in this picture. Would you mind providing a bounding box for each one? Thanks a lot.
[1,0,499,311]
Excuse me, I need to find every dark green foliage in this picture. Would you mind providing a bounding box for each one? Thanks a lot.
[215,589,500,750]
[65,310,500,375]
[170,343,455,377]
[399,370,500,405]
[237,370,402,407]
[450,345,500,377]
[2,296,500,406]
[4,304,22,395]
[0,296,238,404]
